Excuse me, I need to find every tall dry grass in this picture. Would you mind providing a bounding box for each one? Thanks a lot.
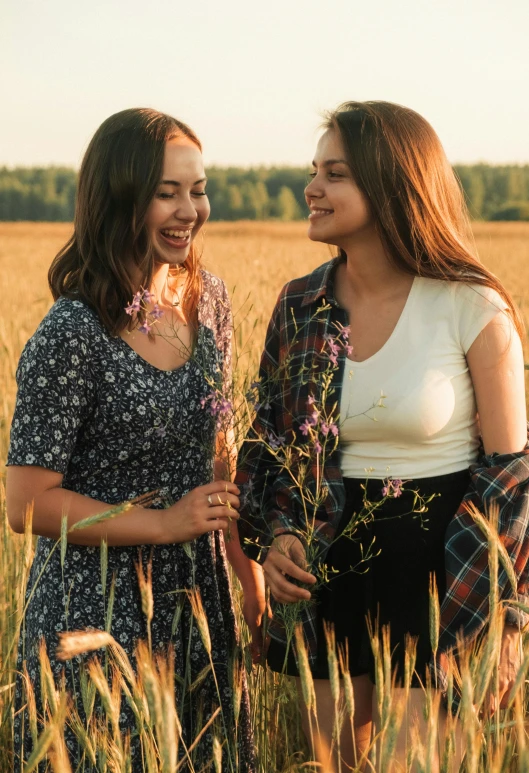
[1,221,529,771]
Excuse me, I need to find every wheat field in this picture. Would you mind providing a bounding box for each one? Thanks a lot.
[1,221,529,772]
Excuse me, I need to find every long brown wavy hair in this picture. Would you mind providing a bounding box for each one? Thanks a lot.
[324,101,524,337]
[48,108,204,335]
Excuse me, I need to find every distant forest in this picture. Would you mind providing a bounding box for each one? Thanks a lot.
[1,164,529,222]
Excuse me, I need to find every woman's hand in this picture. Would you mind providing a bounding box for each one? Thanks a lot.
[242,588,270,664]
[496,624,523,711]
[164,481,240,544]
[263,534,317,603]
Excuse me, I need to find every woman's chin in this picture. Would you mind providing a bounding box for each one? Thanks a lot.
[307,225,333,245]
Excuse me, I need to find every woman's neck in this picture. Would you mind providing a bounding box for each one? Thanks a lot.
[339,232,409,299]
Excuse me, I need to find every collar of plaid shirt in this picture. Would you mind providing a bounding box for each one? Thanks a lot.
[236,258,529,678]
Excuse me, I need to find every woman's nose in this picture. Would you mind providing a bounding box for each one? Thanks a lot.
[174,195,196,222]
[304,176,321,199]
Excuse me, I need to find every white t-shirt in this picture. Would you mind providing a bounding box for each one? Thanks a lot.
[339,277,509,479]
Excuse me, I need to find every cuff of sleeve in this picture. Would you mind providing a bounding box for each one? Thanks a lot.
[504,598,529,630]
[240,513,303,566]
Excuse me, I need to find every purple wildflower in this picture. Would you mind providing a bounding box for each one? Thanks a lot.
[381,478,403,498]
[307,395,316,405]
[200,391,232,420]
[340,325,351,341]
[218,398,232,415]
[125,292,142,315]
[268,431,286,450]
[329,423,339,437]
[392,479,403,497]
[138,321,152,335]
[142,289,155,303]
[309,411,319,426]
[314,440,323,454]
[321,422,330,436]
[150,304,164,320]
[299,419,312,436]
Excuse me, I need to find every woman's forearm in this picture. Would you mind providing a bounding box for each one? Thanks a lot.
[11,485,164,546]
[225,521,265,593]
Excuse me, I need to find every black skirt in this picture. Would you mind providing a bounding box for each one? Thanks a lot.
[267,470,470,686]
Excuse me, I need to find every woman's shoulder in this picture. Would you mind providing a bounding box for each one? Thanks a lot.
[274,258,340,309]
[23,296,101,361]
[39,296,101,334]
[414,276,509,353]
[200,269,228,299]
[198,270,232,336]
[415,276,507,313]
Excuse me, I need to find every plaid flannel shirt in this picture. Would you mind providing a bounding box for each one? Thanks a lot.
[434,439,529,695]
[236,257,529,673]
[236,257,349,653]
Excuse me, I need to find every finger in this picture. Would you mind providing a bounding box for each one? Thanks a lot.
[207,506,240,520]
[499,682,515,709]
[201,480,240,495]
[270,587,309,603]
[483,693,496,718]
[211,493,240,509]
[265,570,312,601]
[268,552,316,585]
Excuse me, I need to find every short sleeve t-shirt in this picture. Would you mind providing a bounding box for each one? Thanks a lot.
[338,278,509,479]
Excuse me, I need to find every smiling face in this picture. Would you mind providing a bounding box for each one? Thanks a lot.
[305,128,374,249]
[144,136,210,266]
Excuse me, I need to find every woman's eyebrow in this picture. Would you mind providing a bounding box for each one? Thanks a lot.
[160,177,208,186]
[311,159,348,168]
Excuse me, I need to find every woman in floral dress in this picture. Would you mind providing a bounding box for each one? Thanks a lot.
[6,108,264,771]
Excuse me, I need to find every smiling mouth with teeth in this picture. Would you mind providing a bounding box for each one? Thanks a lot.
[161,229,192,239]
[309,207,334,216]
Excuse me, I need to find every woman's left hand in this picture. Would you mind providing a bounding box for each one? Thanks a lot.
[242,590,270,664]
[495,624,523,711]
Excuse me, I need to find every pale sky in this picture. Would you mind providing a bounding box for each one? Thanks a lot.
[2,0,528,168]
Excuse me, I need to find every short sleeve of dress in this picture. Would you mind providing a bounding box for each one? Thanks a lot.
[7,299,95,474]
[452,282,510,354]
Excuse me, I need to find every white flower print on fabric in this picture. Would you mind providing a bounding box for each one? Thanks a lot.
[8,272,253,772]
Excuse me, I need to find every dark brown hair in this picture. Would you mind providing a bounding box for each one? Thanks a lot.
[48,108,203,335]
[324,101,524,337]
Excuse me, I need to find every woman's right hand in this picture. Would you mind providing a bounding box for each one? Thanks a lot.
[163,481,240,544]
[263,534,317,603]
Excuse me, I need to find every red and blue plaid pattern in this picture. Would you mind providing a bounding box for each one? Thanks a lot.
[236,257,529,679]
[435,440,529,694]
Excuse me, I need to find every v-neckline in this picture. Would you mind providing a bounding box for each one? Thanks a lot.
[344,277,417,367]
[116,326,200,374]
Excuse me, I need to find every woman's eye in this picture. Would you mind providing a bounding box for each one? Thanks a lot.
[329,172,343,179]
[158,192,174,199]
[192,191,208,197]
[308,172,317,179]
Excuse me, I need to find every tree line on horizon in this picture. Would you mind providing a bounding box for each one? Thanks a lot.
[1,164,529,222]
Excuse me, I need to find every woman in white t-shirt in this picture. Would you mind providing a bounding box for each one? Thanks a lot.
[237,101,527,771]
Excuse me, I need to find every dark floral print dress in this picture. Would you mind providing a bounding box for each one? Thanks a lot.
[8,271,254,772]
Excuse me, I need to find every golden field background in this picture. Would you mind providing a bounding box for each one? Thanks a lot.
[1,221,528,462]
[0,221,528,770]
